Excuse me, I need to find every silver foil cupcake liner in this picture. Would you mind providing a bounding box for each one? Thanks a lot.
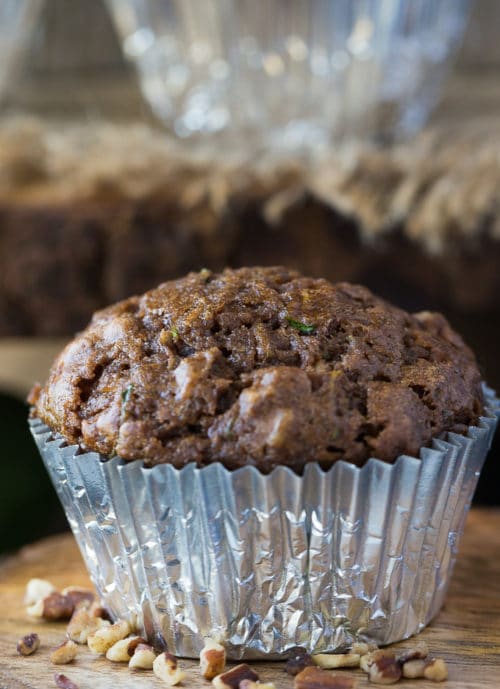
[30,386,499,659]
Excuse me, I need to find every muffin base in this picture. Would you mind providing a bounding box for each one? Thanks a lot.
[29,386,499,659]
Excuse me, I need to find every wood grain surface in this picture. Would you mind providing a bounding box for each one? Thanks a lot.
[0,508,499,689]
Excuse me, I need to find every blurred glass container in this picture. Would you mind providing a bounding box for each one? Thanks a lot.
[0,0,41,101]
[106,0,469,151]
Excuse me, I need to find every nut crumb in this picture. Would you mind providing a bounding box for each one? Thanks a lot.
[313,653,361,669]
[200,638,226,680]
[285,648,314,676]
[16,633,40,656]
[240,682,276,689]
[212,664,259,689]
[54,673,79,689]
[129,642,157,670]
[423,658,448,682]
[153,652,186,685]
[87,619,130,655]
[106,635,146,662]
[294,666,356,689]
[50,639,78,665]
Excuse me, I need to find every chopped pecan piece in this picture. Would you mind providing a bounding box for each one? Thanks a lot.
[129,642,157,670]
[200,638,226,680]
[402,659,426,679]
[54,673,79,689]
[153,652,186,685]
[67,607,110,644]
[25,578,56,606]
[88,603,112,621]
[294,666,356,689]
[313,653,361,669]
[397,641,428,664]
[50,639,78,665]
[106,635,147,662]
[285,648,315,676]
[212,664,259,689]
[351,642,378,656]
[61,587,95,610]
[28,592,73,620]
[368,654,401,685]
[423,658,448,682]
[87,619,130,655]
[16,633,40,656]
[359,650,395,675]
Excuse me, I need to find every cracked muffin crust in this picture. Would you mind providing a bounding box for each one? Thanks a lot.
[30,266,484,473]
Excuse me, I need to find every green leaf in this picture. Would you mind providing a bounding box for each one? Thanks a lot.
[121,384,133,408]
[170,326,179,340]
[285,316,317,335]
[223,417,236,441]
[330,427,340,442]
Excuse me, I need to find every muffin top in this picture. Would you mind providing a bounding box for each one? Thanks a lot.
[31,266,483,473]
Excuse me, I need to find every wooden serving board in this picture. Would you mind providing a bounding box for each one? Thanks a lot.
[0,508,499,689]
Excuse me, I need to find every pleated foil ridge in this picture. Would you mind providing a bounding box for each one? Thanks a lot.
[29,386,500,659]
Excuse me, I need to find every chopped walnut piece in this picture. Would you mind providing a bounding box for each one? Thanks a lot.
[25,578,56,606]
[129,643,157,670]
[200,638,226,680]
[16,633,40,656]
[54,673,79,689]
[423,658,448,682]
[50,639,78,665]
[285,648,315,676]
[106,635,146,662]
[368,654,401,685]
[294,666,356,689]
[153,652,186,685]
[212,664,259,689]
[402,659,426,679]
[87,619,130,655]
[67,607,110,644]
[313,653,361,669]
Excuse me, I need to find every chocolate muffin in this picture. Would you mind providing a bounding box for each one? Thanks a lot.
[31,266,483,473]
[29,266,498,658]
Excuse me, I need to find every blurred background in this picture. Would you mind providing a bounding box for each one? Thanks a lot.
[1,0,499,554]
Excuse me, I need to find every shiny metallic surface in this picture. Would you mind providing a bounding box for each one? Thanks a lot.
[30,387,499,659]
